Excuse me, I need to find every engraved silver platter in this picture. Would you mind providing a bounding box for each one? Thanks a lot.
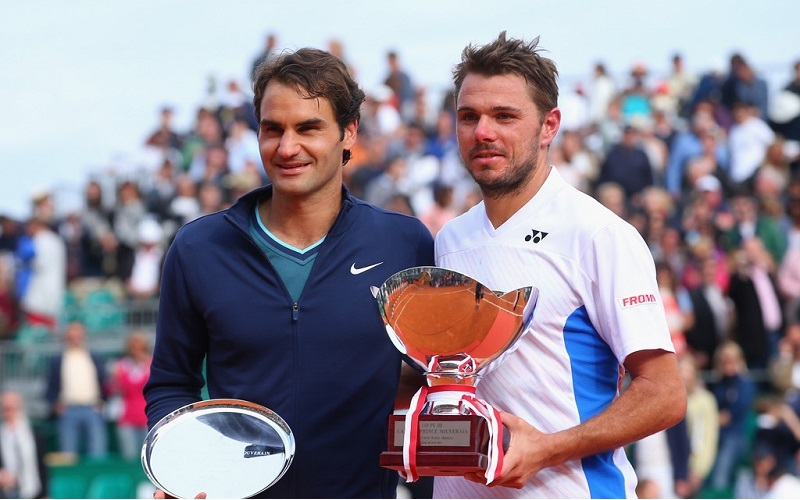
[141,399,295,499]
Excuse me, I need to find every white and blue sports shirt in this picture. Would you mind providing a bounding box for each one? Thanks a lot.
[433,167,675,498]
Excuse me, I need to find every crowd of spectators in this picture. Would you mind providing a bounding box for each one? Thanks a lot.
[1,33,800,498]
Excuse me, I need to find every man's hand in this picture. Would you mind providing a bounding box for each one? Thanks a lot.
[153,488,206,499]
[463,411,550,489]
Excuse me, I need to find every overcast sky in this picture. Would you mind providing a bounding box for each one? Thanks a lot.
[1,0,798,218]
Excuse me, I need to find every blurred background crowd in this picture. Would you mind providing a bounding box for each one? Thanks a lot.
[1,32,800,498]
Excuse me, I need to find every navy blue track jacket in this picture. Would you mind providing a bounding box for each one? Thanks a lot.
[144,184,434,498]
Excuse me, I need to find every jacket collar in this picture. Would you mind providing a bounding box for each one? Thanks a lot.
[224,183,356,236]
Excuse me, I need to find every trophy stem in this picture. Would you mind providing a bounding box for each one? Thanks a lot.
[424,384,477,415]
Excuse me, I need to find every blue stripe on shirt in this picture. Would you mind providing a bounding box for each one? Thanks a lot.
[563,305,626,498]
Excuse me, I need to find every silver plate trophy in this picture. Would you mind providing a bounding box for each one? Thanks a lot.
[371,266,537,478]
[141,399,295,499]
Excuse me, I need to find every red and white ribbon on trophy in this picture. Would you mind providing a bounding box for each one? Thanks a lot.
[400,383,505,484]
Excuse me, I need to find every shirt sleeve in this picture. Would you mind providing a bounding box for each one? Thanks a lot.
[143,238,207,428]
[581,219,676,362]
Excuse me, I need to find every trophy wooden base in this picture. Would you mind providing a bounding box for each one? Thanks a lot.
[380,413,492,476]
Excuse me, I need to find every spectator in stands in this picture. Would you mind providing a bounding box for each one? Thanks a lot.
[15,216,66,332]
[112,180,147,283]
[144,158,179,224]
[197,181,226,214]
[388,122,439,215]
[769,60,800,145]
[665,53,698,119]
[685,250,732,370]
[684,132,734,201]
[0,254,18,339]
[734,443,781,498]
[165,173,201,230]
[363,154,407,209]
[58,212,90,284]
[595,123,654,205]
[619,62,653,126]
[728,100,776,189]
[778,195,800,322]
[755,138,793,198]
[728,237,782,371]
[383,50,415,122]
[651,224,688,282]
[595,181,629,220]
[665,102,728,202]
[45,320,108,459]
[0,390,47,499]
[769,317,800,396]
[125,218,165,301]
[218,79,258,134]
[630,411,692,499]
[723,187,787,267]
[29,191,57,231]
[737,398,800,497]
[144,105,182,152]
[361,84,403,139]
[679,354,720,497]
[424,109,458,162]
[418,182,458,237]
[656,261,693,359]
[224,116,261,177]
[587,61,617,128]
[192,143,231,189]
[681,191,730,271]
[77,180,117,279]
[250,32,278,79]
[0,216,22,255]
[707,340,757,492]
[721,53,769,121]
[109,331,151,461]
[555,129,599,193]
[327,38,357,79]
[182,109,224,177]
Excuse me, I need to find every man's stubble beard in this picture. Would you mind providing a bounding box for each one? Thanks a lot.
[466,138,541,201]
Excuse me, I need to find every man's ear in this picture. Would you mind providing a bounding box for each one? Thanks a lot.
[540,108,561,147]
[343,120,358,150]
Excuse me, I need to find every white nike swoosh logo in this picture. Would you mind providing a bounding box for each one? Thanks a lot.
[350,262,384,275]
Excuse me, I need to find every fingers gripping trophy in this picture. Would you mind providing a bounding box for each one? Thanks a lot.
[371,266,537,484]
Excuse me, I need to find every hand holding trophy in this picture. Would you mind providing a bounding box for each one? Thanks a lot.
[371,267,537,484]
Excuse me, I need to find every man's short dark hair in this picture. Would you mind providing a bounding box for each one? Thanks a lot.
[252,48,365,165]
[452,31,559,121]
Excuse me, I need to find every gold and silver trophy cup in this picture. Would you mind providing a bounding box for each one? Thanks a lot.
[371,266,537,483]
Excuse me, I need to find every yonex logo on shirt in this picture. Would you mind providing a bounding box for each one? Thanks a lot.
[524,229,548,243]
[620,294,657,308]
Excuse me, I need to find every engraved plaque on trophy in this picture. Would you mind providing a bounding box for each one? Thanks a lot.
[371,267,537,480]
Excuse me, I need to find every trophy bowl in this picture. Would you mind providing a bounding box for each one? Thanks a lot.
[371,266,537,479]
[141,399,295,499]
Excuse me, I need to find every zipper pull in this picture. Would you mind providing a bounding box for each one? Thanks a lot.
[292,303,299,321]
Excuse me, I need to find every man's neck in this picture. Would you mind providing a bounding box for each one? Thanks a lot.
[483,165,550,229]
[260,188,343,250]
